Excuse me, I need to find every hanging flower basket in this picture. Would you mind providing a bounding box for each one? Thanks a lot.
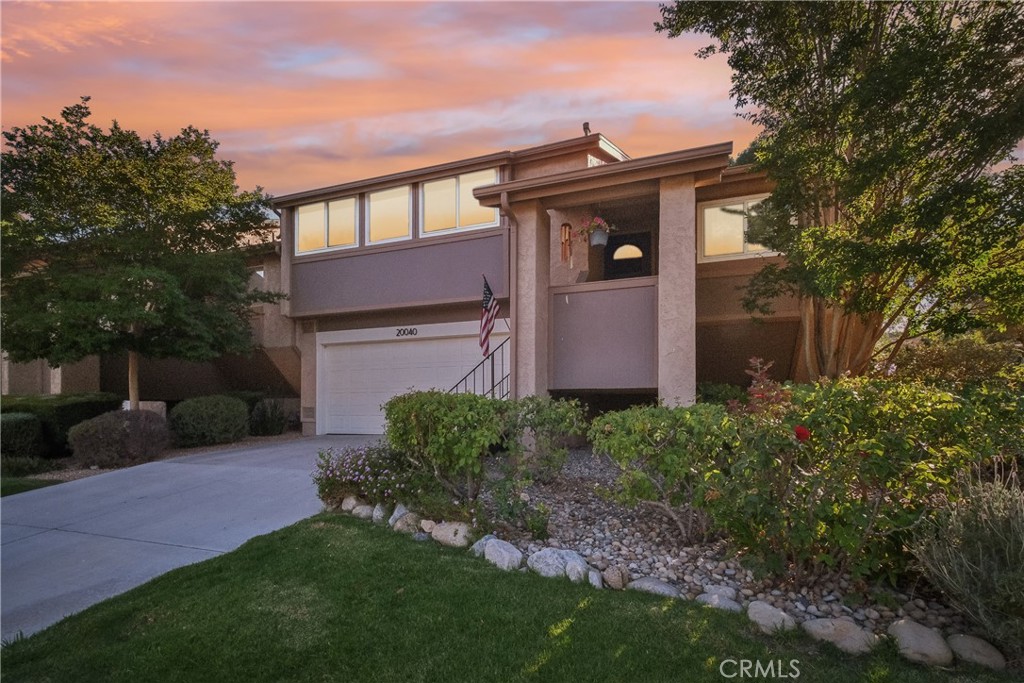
[589,227,610,246]
[572,215,616,247]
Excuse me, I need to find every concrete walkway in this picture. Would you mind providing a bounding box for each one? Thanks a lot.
[1,434,376,641]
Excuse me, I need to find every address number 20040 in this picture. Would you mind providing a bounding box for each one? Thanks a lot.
[396,328,419,337]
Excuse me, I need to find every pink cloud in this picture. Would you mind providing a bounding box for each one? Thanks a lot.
[1,2,759,196]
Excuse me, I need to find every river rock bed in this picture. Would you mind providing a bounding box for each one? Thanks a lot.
[483,448,969,638]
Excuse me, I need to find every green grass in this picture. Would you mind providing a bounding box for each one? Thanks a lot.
[1,514,1013,682]
[0,477,60,497]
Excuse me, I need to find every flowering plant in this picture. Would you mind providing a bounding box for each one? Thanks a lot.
[571,215,616,242]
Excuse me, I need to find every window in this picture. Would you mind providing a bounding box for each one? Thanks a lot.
[295,197,359,254]
[368,186,411,244]
[421,168,498,234]
[698,195,771,261]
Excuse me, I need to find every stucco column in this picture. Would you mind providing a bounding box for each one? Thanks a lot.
[513,200,551,398]
[299,324,318,435]
[658,175,697,406]
[279,207,293,317]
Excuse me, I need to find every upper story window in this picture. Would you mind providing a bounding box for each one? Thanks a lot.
[368,186,411,244]
[698,194,773,262]
[296,197,358,253]
[422,168,498,235]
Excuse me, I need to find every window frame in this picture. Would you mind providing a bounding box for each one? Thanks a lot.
[294,197,361,256]
[418,168,500,238]
[697,193,776,263]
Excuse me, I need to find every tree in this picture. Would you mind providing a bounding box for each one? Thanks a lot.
[658,1,1024,380]
[2,98,280,408]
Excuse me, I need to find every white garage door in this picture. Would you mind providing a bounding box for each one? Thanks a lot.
[317,321,508,434]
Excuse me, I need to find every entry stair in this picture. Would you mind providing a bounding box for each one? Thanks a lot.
[449,337,510,399]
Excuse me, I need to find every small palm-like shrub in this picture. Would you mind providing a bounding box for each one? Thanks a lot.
[249,398,288,436]
[68,409,170,468]
[912,478,1024,665]
[168,395,248,447]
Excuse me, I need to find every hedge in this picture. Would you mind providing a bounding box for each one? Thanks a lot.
[0,392,123,457]
[0,412,46,458]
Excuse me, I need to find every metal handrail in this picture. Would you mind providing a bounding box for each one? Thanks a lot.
[449,336,510,399]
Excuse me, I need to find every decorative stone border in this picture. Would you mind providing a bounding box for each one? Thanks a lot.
[334,496,1007,672]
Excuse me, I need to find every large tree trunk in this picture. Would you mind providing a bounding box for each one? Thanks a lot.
[127,349,140,411]
[792,296,884,382]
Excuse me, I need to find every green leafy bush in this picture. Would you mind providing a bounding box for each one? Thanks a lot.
[888,332,1023,388]
[68,409,170,468]
[912,478,1024,664]
[384,391,504,504]
[313,444,414,508]
[249,398,288,436]
[589,403,736,542]
[502,395,585,482]
[221,390,265,415]
[1,412,45,458]
[697,382,747,406]
[168,395,248,447]
[0,392,122,457]
[704,369,980,580]
[0,455,58,478]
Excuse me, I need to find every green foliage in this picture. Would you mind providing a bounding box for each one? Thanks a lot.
[697,382,747,406]
[658,3,1024,376]
[248,398,288,436]
[168,395,249,447]
[0,455,58,478]
[0,98,281,396]
[0,412,45,458]
[383,391,504,504]
[502,395,586,482]
[0,392,123,457]
[912,478,1024,664]
[68,409,170,468]
[222,391,266,415]
[706,375,984,580]
[889,333,1024,388]
[589,403,736,542]
[313,444,415,509]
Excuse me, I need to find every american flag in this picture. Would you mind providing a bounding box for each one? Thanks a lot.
[480,276,500,356]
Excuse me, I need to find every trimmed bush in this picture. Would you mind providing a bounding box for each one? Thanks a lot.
[221,390,265,416]
[249,398,288,436]
[68,410,170,468]
[1,412,45,458]
[168,395,249,447]
[912,479,1024,665]
[0,392,123,457]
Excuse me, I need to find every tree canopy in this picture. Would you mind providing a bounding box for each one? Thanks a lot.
[658,1,1024,379]
[1,98,279,404]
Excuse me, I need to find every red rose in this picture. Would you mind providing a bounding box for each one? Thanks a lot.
[794,425,811,442]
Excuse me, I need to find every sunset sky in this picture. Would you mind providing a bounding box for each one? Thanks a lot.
[1,1,760,197]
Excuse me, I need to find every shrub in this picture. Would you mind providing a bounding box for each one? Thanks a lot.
[912,478,1024,664]
[589,403,736,542]
[313,444,414,508]
[249,398,288,436]
[888,332,1023,388]
[221,390,266,415]
[697,382,747,406]
[0,455,57,478]
[1,412,45,458]
[384,391,504,504]
[502,395,585,482]
[0,392,122,457]
[168,395,249,447]
[68,409,170,468]
[704,369,979,580]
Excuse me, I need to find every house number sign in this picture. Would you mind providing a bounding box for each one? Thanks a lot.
[395,327,419,337]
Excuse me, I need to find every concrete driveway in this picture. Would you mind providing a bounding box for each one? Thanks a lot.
[1,434,377,641]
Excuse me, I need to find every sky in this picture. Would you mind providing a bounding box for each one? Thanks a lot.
[0,1,760,198]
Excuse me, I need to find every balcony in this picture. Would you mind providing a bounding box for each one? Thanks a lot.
[549,277,657,391]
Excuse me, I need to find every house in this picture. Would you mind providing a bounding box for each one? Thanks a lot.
[270,133,799,435]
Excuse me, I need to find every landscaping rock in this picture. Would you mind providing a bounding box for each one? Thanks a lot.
[484,539,523,571]
[412,532,430,542]
[372,503,389,524]
[696,593,742,612]
[388,503,410,527]
[802,618,879,655]
[602,566,630,590]
[351,505,374,520]
[392,512,422,534]
[420,519,436,534]
[470,534,497,557]
[887,619,953,666]
[702,585,738,601]
[431,522,471,548]
[626,577,681,599]
[747,601,796,634]
[588,569,603,589]
[946,634,1006,670]
[341,495,365,512]
[527,548,589,582]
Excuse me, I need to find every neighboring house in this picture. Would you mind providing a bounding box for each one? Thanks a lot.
[1,132,799,431]
[270,133,799,435]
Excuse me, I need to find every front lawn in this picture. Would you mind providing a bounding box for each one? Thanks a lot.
[0,477,59,497]
[1,514,1012,682]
